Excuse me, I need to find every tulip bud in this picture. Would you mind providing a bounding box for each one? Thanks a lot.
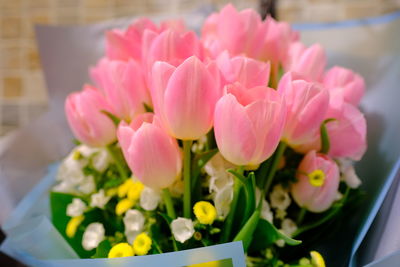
[291,150,340,213]
[65,85,116,147]
[117,114,182,189]
[151,56,222,140]
[214,83,286,166]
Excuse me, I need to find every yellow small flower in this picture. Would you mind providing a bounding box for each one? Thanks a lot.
[193,201,217,225]
[310,251,325,267]
[127,181,144,201]
[72,150,82,160]
[66,215,84,238]
[118,179,135,198]
[116,198,135,216]
[106,187,118,197]
[308,169,326,187]
[108,242,134,258]
[133,232,152,256]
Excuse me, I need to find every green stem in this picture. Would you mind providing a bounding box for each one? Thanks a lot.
[264,142,287,193]
[221,166,244,243]
[183,140,193,218]
[297,207,307,225]
[106,145,128,180]
[162,188,176,219]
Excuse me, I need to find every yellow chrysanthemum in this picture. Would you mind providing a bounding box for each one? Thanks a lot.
[133,233,152,256]
[193,201,217,225]
[66,215,84,238]
[118,179,135,198]
[308,169,326,187]
[127,181,144,201]
[310,251,325,267]
[108,242,134,258]
[115,198,135,216]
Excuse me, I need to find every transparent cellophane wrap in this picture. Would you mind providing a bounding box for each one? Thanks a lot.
[1,10,400,267]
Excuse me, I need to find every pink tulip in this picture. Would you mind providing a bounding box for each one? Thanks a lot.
[291,150,340,212]
[106,18,158,61]
[65,85,116,147]
[202,4,298,64]
[214,83,286,166]
[151,56,221,140]
[323,66,365,106]
[117,114,182,189]
[278,73,329,151]
[284,42,326,82]
[216,51,270,88]
[90,58,151,122]
[143,29,204,74]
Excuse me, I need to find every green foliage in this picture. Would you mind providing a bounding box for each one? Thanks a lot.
[92,240,112,258]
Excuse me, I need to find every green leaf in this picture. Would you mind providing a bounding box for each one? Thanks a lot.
[249,219,301,252]
[101,110,120,126]
[191,148,218,191]
[92,239,112,258]
[233,210,261,251]
[319,118,336,154]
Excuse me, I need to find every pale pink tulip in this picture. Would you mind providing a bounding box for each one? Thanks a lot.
[323,66,365,106]
[214,83,286,166]
[202,4,298,64]
[151,56,221,140]
[278,73,329,151]
[65,85,116,147]
[90,58,151,122]
[143,29,204,74]
[216,51,270,88]
[117,115,182,189]
[284,42,326,82]
[291,150,340,212]
[106,18,158,61]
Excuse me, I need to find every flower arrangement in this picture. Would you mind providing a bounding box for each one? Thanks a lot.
[52,4,367,266]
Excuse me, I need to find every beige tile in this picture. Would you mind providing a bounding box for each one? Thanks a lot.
[344,2,383,19]
[27,0,51,9]
[56,0,82,7]
[83,0,114,8]
[0,0,22,9]
[0,45,22,69]
[24,46,41,70]
[1,17,22,39]
[3,76,23,98]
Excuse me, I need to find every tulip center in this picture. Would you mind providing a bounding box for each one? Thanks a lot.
[308,169,325,187]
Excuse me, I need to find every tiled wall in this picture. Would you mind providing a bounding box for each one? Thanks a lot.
[0,0,399,136]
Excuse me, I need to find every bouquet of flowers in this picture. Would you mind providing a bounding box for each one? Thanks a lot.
[51,4,367,266]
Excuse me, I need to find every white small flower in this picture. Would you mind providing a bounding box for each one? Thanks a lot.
[123,209,145,233]
[67,198,87,217]
[275,209,287,220]
[57,154,85,186]
[82,222,105,250]
[90,189,111,209]
[205,153,235,179]
[92,149,111,172]
[52,180,74,193]
[140,187,161,211]
[171,217,195,243]
[255,188,273,223]
[213,185,233,219]
[276,239,285,247]
[281,218,297,236]
[77,175,96,195]
[191,135,208,153]
[338,158,362,188]
[270,184,291,211]
[125,230,141,245]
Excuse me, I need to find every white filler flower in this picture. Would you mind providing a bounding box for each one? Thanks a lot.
[140,187,161,211]
[338,159,362,189]
[213,185,233,219]
[270,184,291,211]
[66,198,87,217]
[171,217,195,243]
[123,209,145,232]
[90,189,111,209]
[82,222,105,251]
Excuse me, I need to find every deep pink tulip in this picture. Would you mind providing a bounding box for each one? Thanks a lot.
[323,66,365,106]
[65,85,116,147]
[202,4,298,64]
[216,51,270,88]
[90,58,151,122]
[214,83,286,166]
[284,42,326,82]
[151,56,221,140]
[117,114,182,189]
[106,18,158,61]
[278,73,329,151]
[291,150,340,213]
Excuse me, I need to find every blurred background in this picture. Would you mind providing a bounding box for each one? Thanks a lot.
[0,0,400,137]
